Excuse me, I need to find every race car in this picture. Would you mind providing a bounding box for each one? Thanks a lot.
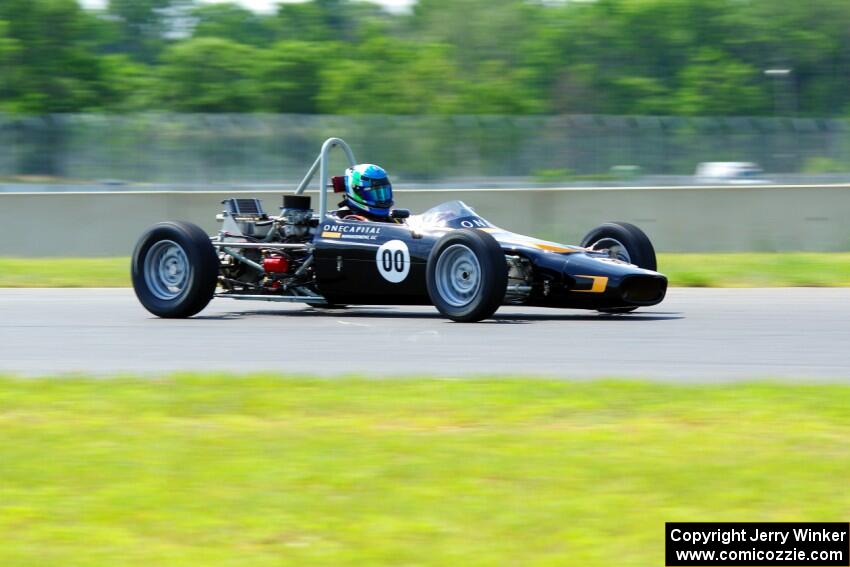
[132,138,667,322]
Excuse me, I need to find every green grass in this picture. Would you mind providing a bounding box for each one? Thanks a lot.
[1,253,849,287]
[0,257,129,287]
[661,252,850,287]
[1,376,849,566]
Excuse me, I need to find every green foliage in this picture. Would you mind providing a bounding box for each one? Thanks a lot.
[673,49,767,116]
[0,0,107,113]
[158,37,261,112]
[98,54,158,111]
[4,0,850,116]
[107,0,177,63]
[0,21,21,106]
[533,168,624,184]
[533,168,574,183]
[191,2,275,46]
[259,41,331,113]
[802,156,848,174]
[318,38,464,114]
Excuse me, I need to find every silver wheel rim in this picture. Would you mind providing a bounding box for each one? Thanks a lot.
[435,244,481,308]
[143,240,191,300]
[590,237,631,263]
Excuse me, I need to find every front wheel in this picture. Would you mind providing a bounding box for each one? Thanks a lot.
[580,221,657,271]
[132,221,219,318]
[581,222,658,314]
[426,229,507,322]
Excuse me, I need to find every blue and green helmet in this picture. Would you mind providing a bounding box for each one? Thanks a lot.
[344,164,393,217]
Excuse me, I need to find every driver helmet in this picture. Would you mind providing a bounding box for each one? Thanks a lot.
[344,164,393,217]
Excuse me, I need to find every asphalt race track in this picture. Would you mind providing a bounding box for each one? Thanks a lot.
[1,288,849,380]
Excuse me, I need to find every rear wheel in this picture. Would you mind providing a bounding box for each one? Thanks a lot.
[132,221,219,318]
[580,222,657,314]
[426,229,507,322]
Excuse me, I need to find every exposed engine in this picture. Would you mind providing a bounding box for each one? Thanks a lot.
[278,195,314,240]
[216,196,319,297]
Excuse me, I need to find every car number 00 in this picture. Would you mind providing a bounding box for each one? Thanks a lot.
[382,249,404,273]
[376,240,410,283]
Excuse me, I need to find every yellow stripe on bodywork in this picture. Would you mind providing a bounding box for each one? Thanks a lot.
[572,275,609,293]
[475,228,581,254]
[535,243,581,254]
[321,231,341,239]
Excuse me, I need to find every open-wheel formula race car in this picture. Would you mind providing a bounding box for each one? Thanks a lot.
[132,138,667,322]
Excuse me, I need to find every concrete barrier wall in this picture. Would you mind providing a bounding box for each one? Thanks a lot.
[1,185,849,256]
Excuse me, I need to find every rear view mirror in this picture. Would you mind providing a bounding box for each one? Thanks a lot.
[391,208,410,219]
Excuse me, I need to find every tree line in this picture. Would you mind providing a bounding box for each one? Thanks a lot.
[2,0,850,117]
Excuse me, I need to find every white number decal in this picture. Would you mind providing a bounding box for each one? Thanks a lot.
[376,240,410,283]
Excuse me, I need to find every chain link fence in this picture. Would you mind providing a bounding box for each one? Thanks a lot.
[2,114,849,189]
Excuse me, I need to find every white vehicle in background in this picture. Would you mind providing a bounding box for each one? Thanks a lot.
[694,162,771,185]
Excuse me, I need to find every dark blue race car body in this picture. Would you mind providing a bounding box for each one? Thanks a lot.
[312,200,667,311]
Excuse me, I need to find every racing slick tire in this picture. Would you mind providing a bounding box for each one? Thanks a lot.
[580,222,657,314]
[426,229,508,322]
[132,221,219,318]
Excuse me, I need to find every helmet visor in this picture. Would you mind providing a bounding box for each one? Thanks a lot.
[355,178,393,207]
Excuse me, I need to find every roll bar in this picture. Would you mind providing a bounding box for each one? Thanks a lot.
[293,137,357,219]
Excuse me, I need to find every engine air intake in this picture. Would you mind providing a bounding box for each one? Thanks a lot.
[621,275,667,304]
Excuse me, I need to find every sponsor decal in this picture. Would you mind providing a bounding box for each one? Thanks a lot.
[322,224,383,235]
[322,224,383,241]
[460,218,489,228]
[340,234,377,241]
[376,239,410,283]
